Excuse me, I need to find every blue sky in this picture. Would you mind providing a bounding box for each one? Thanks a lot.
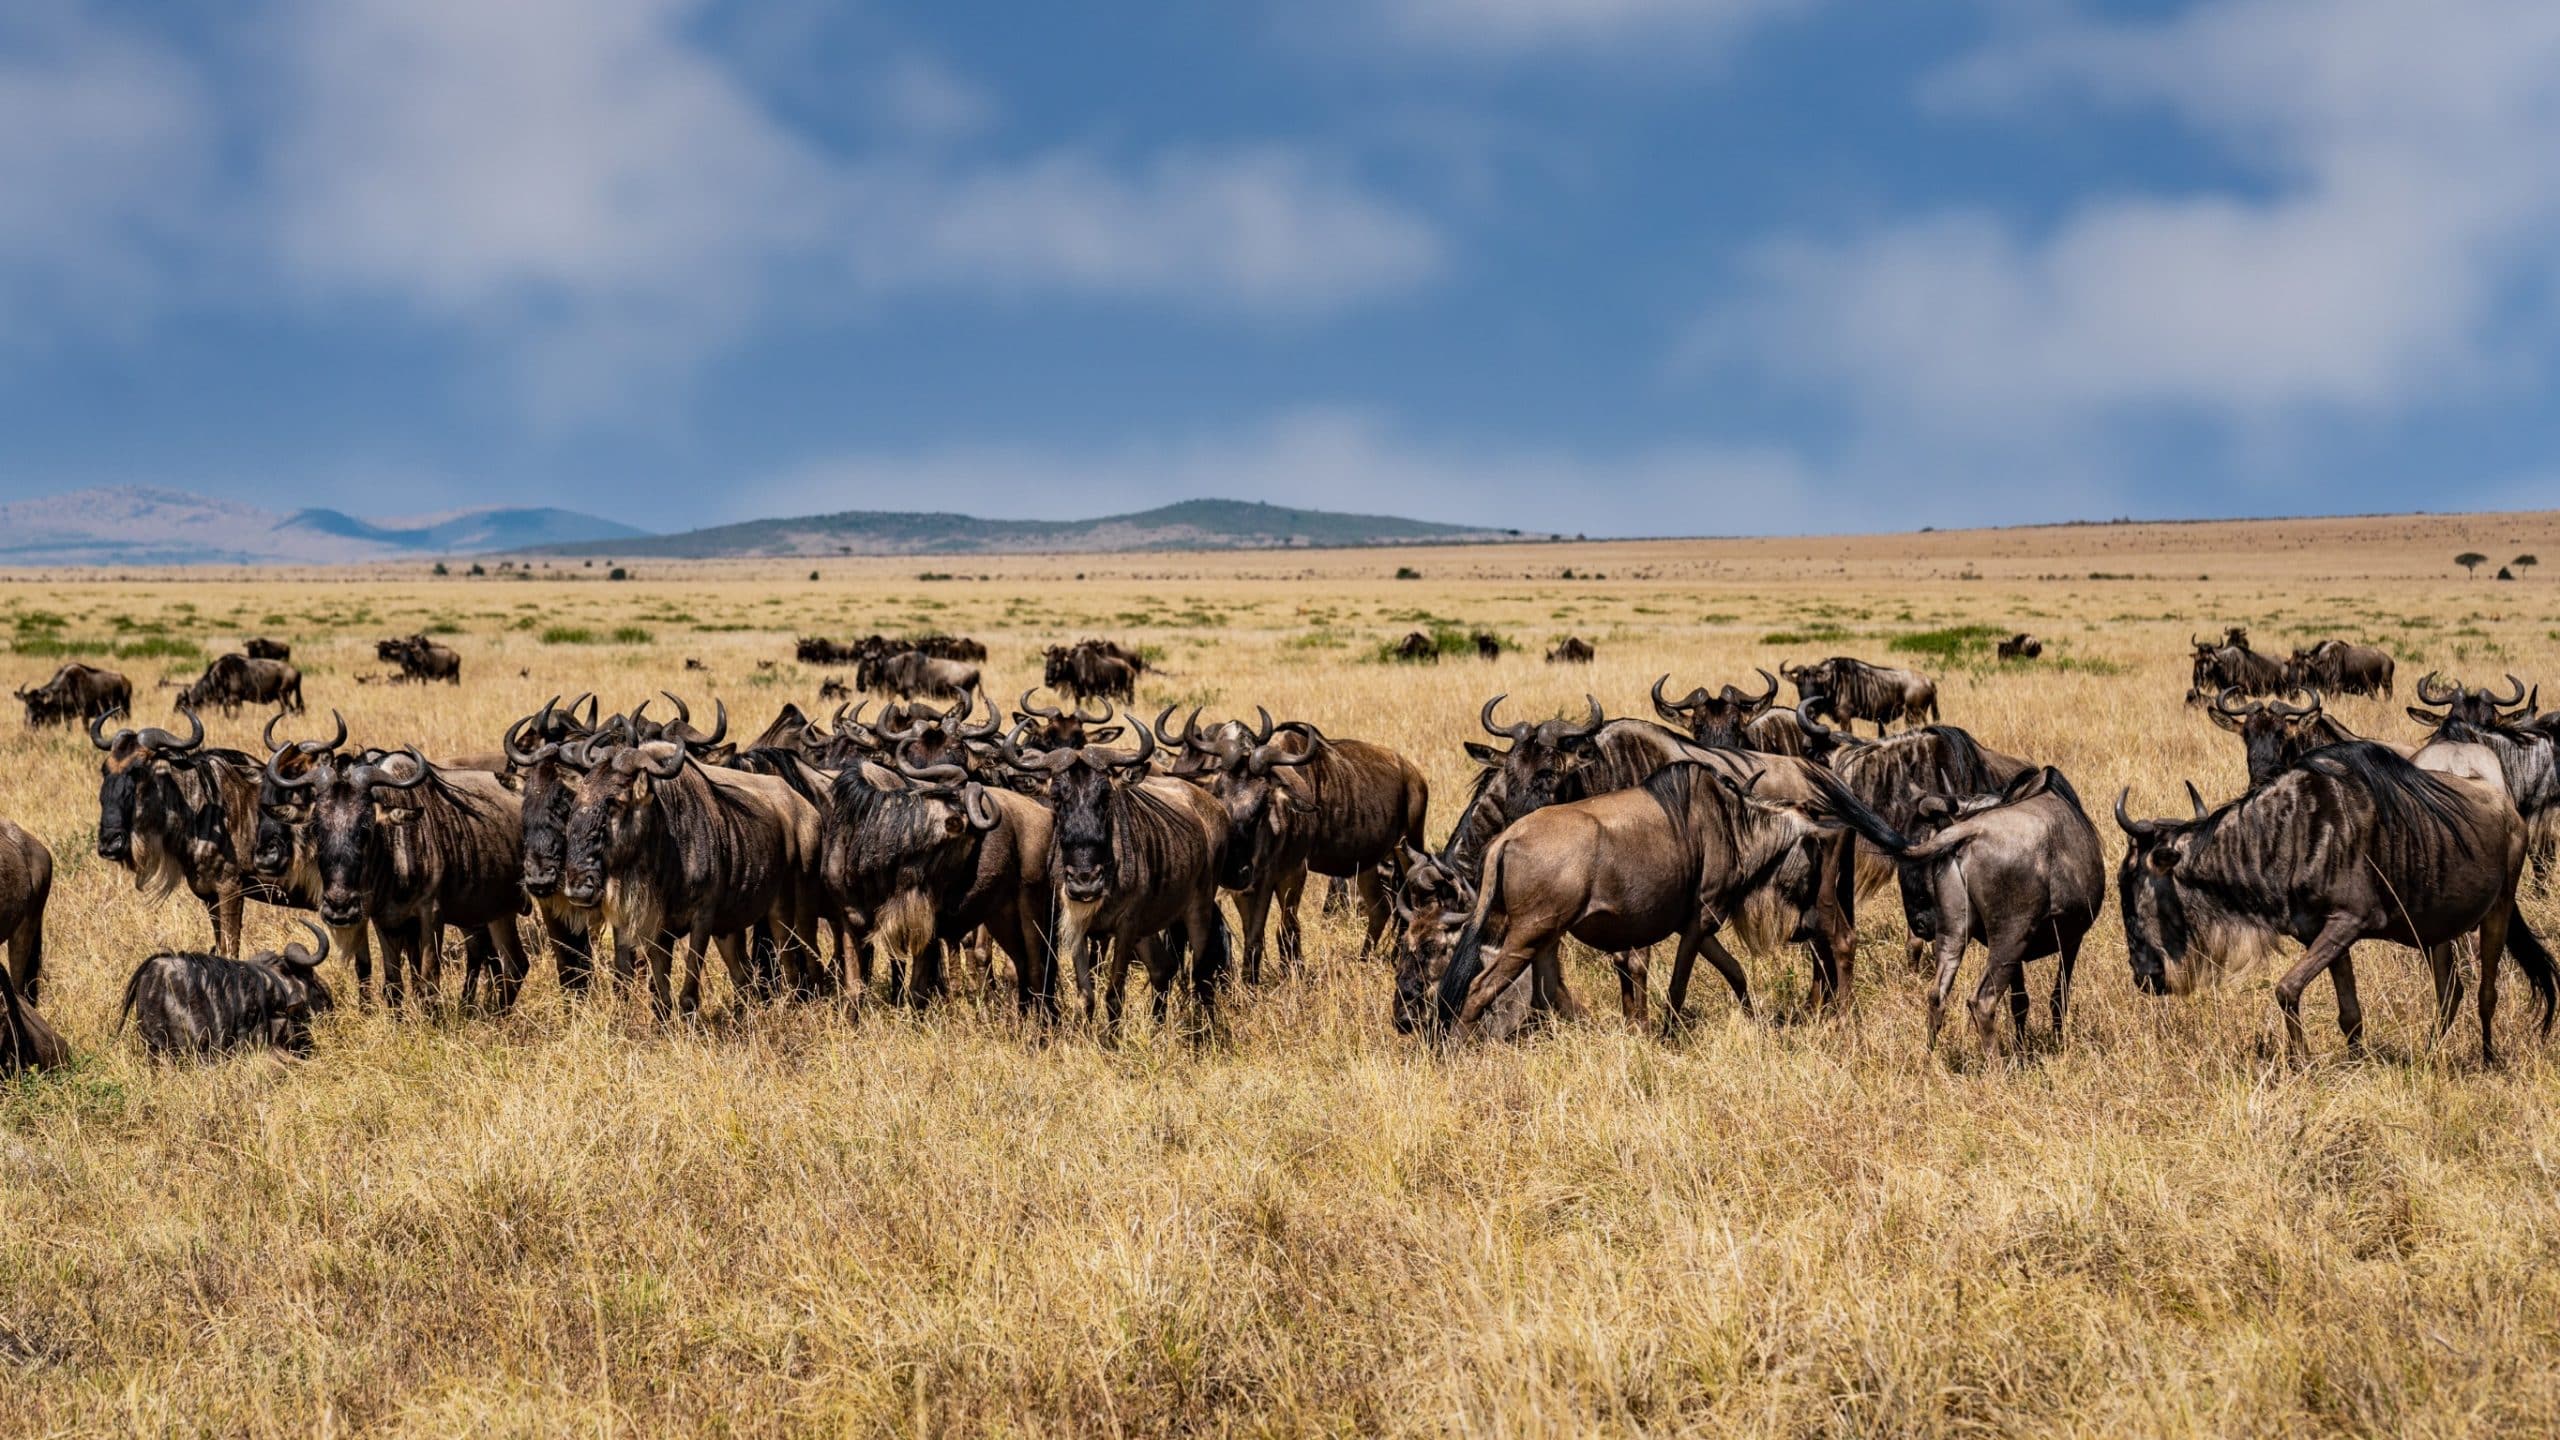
[3,0,2556,535]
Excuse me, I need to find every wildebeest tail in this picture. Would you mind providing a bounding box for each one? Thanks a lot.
[1809,768,1915,853]
[116,956,154,1034]
[1433,846,1505,1028]
[2507,908,2558,1036]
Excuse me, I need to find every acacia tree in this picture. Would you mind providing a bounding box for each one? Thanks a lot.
[2515,554,2539,575]
[2456,551,2488,578]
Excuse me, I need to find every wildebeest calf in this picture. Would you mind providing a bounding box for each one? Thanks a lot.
[119,920,336,1057]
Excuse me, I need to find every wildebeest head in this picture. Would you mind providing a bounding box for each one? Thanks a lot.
[253,709,348,877]
[1391,847,1475,1034]
[271,745,431,928]
[879,687,1000,772]
[628,692,730,759]
[1015,689,1121,751]
[2410,671,2528,731]
[1651,669,1780,749]
[559,737,691,908]
[1003,718,1158,905]
[1463,693,1608,827]
[1778,658,1838,709]
[2112,782,2217,996]
[91,705,205,867]
[1175,707,1317,890]
[2206,687,2338,790]
[502,697,596,897]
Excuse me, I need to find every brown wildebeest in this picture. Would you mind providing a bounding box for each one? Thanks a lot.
[1546,636,1595,664]
[2412,671,2529,729]
[377,634,462,684]
[244,637,292,661]
[1471,631,1503,660]
[1044,641,1141,701]
[17,661,131,727]
[910,633,988,663]
[861,647,981,701]
[1002,719,1231,1038]
[1891,766,2103,1050]
[1391,846,1536,1038]
[1431,762,1906,1039]
[1014,690,1124,753]
[797,637,859,665]
[0,817,51,1002]
[179,653,305,716]
[1996,633,2041,661]
[2286,639,2393,697]
[118,920,336,1058]
[94,706,306,956]
[2116,741,2557,1063]
[1392,631,1438,664]
[1780,657,1938,735]
[818,676,851,701]
[2205,688,2367,790]
[2188,635,2286,701]
[1651,669,1781,749]
[0,962,65,1074]
[1789,708,2036,904]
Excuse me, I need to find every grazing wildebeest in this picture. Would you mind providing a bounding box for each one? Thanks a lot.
[1790,709,2036,894]
[1392,632,1438,664]
[1002,720,1232,1038]
[375,634,460,685]
[270,746,532,1011]
[1391,847,1528,1038]
[17,661,131,727]
[798,637,860,665]
[244,637,292,661]
[909,633,988,663]
[118,920,336,1058]
[1472,631,1503,660]
[2286,639,2393,697]
[2206,688,2367,790]
[0,818,51,1002]
[2187,636,2286,700]
[818,676,851,702]
[0,962,65,1075]
[1890,766,2103,1050]
[180,653,305,716]
[1432,763,1905,1039]
[1651,670,1782,750]
[1546,636,1595,664]
[818,758,1055,1012]
[1781,657,1939,734]
[1044,642,1141,702]
[94,707,300,956]
[1996,633,2042,661]
[2116,742,2555,1063]
[861,646,981,701]
[559,727,824,1017]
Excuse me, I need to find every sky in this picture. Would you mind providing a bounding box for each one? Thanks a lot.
[3,0,2558,537]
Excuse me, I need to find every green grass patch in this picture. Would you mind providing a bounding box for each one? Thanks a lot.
[1888,624,2006,663]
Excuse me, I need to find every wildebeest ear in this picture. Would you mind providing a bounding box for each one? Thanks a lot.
[496,769,523,792]
[2003,767,2050,803]
[2206,707,2245,734]
[1087,725,1124,743]
[2405,707,2444,729]
[1462,741,1499,764]
[1915,795,1954,826]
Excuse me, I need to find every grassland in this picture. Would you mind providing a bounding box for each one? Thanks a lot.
[5,513,2560,1436]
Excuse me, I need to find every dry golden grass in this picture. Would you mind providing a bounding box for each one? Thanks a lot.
[5,526,2560,1436]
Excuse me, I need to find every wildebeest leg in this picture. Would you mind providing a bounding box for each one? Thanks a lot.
[546,913,593,995]
[1529,939,1582,1022]
[2330,953,2366,1054]
[1613,949,1649,1028]
[1455,932,1542,1033]
[2421,943,2463,1048]
[4,887,40,1002]
[715,931,755,1012]
[1275,867,1308,975]
[677,932,711,1017]
[1105,934,1136,1038]
[2274,917,2363,1061]
[377,919,409,1011]
[1233,880,1275,987]
[1354,865,1392,958]
[2050,929,2082,1038]
[460,928,494,1011]
[1927,933,1967,1052]
[1807,833,1857,1012]
[1192,897,1229,1028]
[1145,931,1181,1026]
[2476,893,2514,1067]
[1322,876,1349,916]
[641,930,678,1018]
[416,910,446,1010]
[910,937,947,1007]
[489,918,530,1012]
[2003,963,2031,1049]
[213,887,246,958]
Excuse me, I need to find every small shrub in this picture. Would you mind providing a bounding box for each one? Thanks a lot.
[610,625,652,644]
[1394,566,1422,580]
[608,567,630,582]
[432,562,449,576]
[540,626,597,645]
[467,563,487,577]
[1888,624,2006,662]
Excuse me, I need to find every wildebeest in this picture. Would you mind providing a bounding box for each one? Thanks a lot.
[1651,670,1781,750]
[118,920,336,1057]
[1790,709,2036,905]
[2187,636,2286,700]
[0,817,51,1002]
[377,633,461,685]
[1391,632,1438,664]
[0,963,65,1074]
[244,637,292,661]
[179,653,305,716]
[797,637,860,665]
[1546,636,1595,664]
[2206,688,2366,790]
[269,746,532,1011]
[2286,639,2393,697]
[1044,640,1144,701]
[2411,672,2529,729]
[94,706,300,956]
[16,661,131,727]
[1433,762,1904,1039]
[1472,631,1503,660]
[818,676,851,701]
[1890,766,2103,1050]
[2116,742,2555,1063]
[909,632,988,663]
[498,698,622,995]
[1996,633,2042,661]
[1002,719,1232,1037]
[1391,847,1530,1038]
[1781,657,1939,735]
[862,646,982,701]
[1014,690,1124,753]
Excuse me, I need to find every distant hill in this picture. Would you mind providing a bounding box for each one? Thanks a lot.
[519,498,1532,559]
[0,487,645,566]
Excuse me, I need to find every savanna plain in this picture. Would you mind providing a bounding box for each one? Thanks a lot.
[6,514,2560,1437]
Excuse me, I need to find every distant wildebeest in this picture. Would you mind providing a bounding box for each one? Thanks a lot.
[1002,719,1233,1037]
[118,920,336,1058]
[909,633,988,663]
[2187,635,2286,700]
[244,637,292,661]
[1651,670,1782,750]
[1781,657,1939,734]
[95,707,307,956]
[0,962,65,1075]
[1391,631,1437,664]
[1045,640,1141,701]
[1546,636,1595,664]
[16,661,132,728]
[1890,766,2103,1051]
[2116,742,2555,1063]
[0,817,52,1003]
[2206,689,2368,791]
[1472,631,1503,660]
[1432,762,1904,1039]
[377,633,461,685]
[797,637,860,666]
[1996,633,2042,661]
[2286,639,2393,697]
[862,646,981,701]
[179,653,305,716]
[684,657,708,672]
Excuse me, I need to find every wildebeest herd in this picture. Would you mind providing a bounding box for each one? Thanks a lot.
[5,622,2558,1080]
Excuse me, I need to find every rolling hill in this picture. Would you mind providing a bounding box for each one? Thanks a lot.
[0,487,645,566]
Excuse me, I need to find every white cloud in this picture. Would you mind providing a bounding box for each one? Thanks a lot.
[1709,0,2560,431]
[1367,0,1811,53]
[870,54,998,143]
[740,409,1823,537]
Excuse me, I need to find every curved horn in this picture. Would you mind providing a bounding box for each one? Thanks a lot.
[1651,674,1708,719]
[894,758,970,786]
[1479,694,1530,741]
[141,706,204,754]
[2184,780,2208,819]
[574,693,599,728]
[697,697,727,749]
[1096,716,1157,770]
[2212,687,2257,718]
[361,745,433,791]
[962,785,999,831]
[294,918,332,967]
[2271,690,2321,719]
[2114,788,2158,841]
[659,691,691,730]
[997,728,1077,774]
[1253,706,1276,745]
[90,704,125,750]
[634,738,689,781]
[2492,673,2526,706]
[1019,687,1062,721]
[265,740,325,791]
[503,713,553,767]
[1074,696,1114,725]
[1750,667,1780,707]
[2416,671,2458,706]
[1561,694,1605,740]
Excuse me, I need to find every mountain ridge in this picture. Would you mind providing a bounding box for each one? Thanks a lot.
[0,486,644,567]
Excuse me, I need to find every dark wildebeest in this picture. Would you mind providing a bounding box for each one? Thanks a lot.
[870,688,1002,774]
[1014,690,1124,753]
[2206,688,2368,790]
[1046,642,1141,701]
[1472,631,1503,660]
[798,637,859,665]
[2411,672,2529,730]
[2286,639,2393,697]
[376,634,461,685]
[909,633,988,663]
[1996,633,2042,661]
[1789,708,2036,903]
[270,746,532,1011]
[560,728,824,1017]
[1167,707,1429,982]
[1651,670,1781,750]
[1546,636,1595,664]
[1392,632,1438,664]
[818,758,1055,1013]
[248,711,381,991]
[2187,636,2286,701]
[1002,720,1232,1038]
[1890,766,2103,1050]
[94,706,300,956]
[818,676,851,702]
[2407,685,2560,896]
[2116,742,2555,1064]
[1780,657,1939,735]
[118,920,335,1058]
[244,637,292,661]
[498,698,626,996]
[862,647,981,701]
[0,818,51,1002]
[1432,762,1905,1039]
[0,963,65,1075]
[180,653,305,716]
[17,661,132,727]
